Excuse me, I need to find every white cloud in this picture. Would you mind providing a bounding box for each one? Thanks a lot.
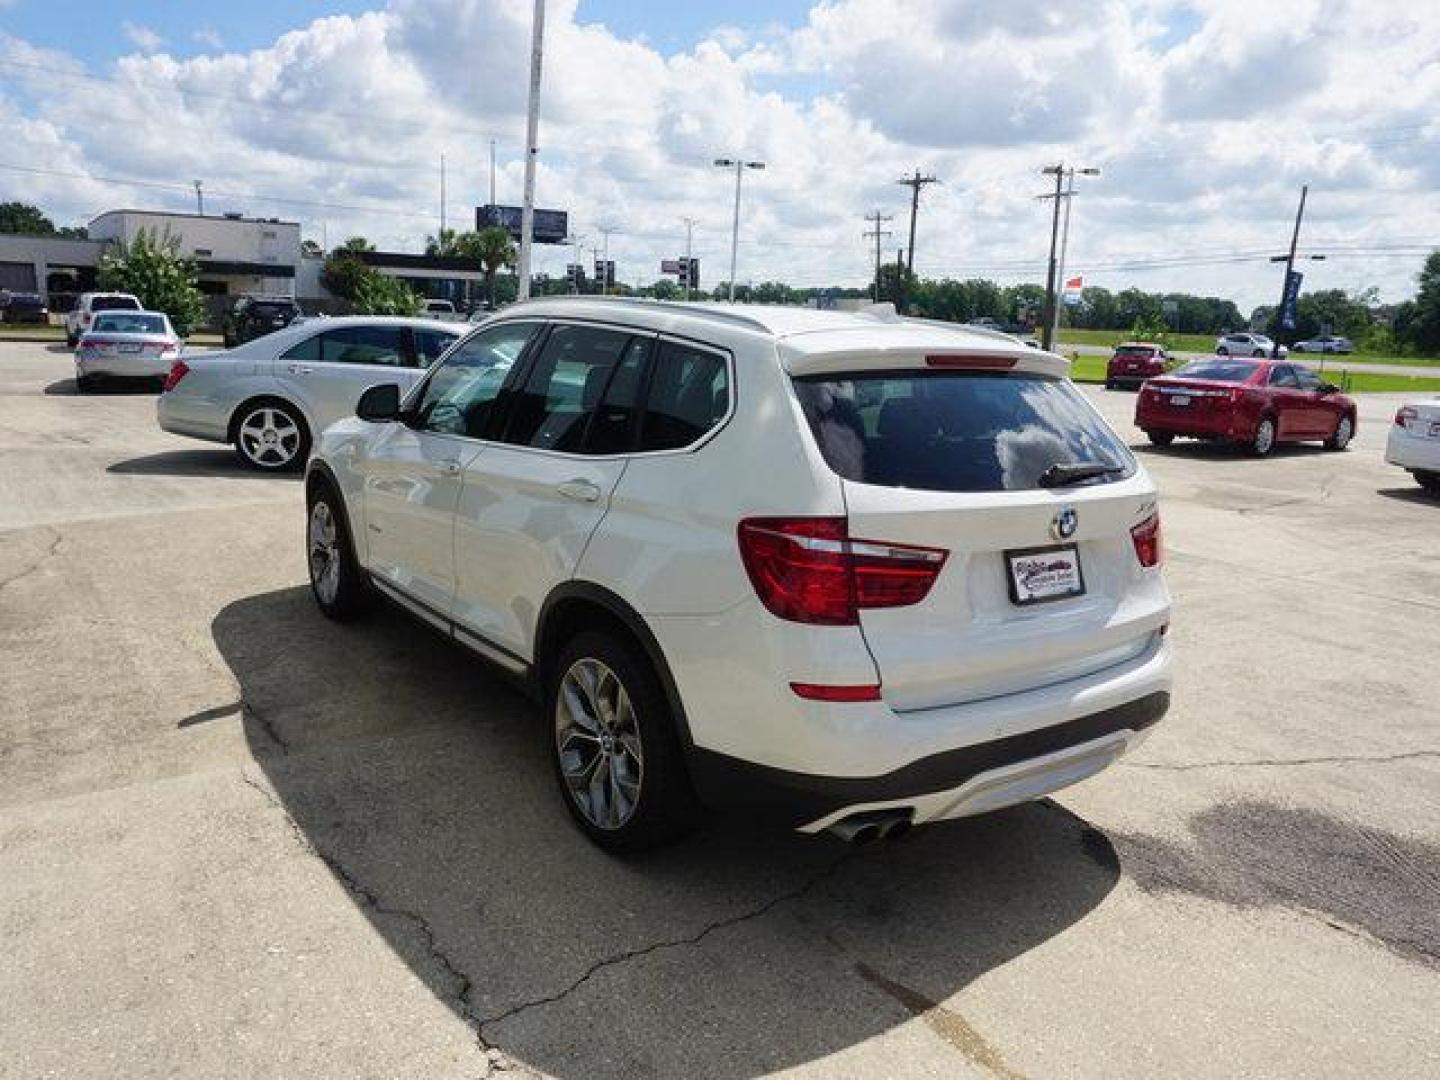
[0,0,1435,307]
[121,21,164,54]
[192,27,224,51]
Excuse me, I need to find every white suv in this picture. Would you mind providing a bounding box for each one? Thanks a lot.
[305,300,1172,850]
[66,291,142,347]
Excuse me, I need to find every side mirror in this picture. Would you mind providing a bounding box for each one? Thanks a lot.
[1317,382,1340,395]
[357,382,401,422]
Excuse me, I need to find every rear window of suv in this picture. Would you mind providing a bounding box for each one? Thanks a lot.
[91,295,141,312]
[793,371,1134,493]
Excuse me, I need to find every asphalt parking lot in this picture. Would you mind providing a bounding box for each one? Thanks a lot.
[1,339,1437,1079]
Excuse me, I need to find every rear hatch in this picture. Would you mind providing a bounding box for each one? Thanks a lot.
[1398,398,1440,436]
[785,331,1167,712]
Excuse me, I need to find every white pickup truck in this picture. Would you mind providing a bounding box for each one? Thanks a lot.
[420,299,465,323]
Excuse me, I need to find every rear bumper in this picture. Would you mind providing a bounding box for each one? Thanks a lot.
[1136,403,1248,439]
[685,635,1173,831]
[1386,428,1440,472]
[76,355,173,379]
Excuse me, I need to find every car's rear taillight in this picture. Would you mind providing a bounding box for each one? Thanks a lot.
[162,359,190,393]
[737,517,948,626]
[1131,512,1162,568]
[1395,406,1417,428]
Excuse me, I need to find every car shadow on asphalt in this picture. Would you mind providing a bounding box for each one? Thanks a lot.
[107,449,299,480]
[43,377,161,397]
[1376,486,1440,505]
[1133,441,1328,461]
[210,585,1122,1079]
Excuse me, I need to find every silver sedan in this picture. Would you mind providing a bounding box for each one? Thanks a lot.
[156,316,463,470]
[75,310,181,392]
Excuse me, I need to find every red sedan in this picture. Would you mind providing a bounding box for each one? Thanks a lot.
[1135,358,1357,457]
[1105,341,1172,390]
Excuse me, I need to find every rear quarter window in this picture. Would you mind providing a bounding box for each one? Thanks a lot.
[1173,360,1258,382]
[793,371,1134,493]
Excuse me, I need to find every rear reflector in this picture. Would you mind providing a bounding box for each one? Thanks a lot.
[162,359,191,393]
[737,517,947,626]
[925,354,1017,370]
[789,682,882,702]
[1131,512,1162,568]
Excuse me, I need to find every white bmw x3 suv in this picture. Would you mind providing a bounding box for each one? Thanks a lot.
[305,299,1172,850]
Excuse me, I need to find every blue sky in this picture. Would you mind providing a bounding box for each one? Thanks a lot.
[1,1,817,66]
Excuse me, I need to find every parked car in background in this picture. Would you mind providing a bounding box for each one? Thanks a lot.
[421,299,464,322]
[222,295,304,347]
[74,311,181,393]
[1385,398,1440,494]
[1293,335,1354,354]
[302,299,1171,851]
[1,291,50,324]
[158,316,462,470]
[65,291,142,347]
[1136,358,1356,456]
[1105,342,1172,390]
[1215,332,1286,358]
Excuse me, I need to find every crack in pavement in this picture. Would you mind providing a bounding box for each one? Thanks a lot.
[0,527,62,592]
[475,853,854,1041]
[238,770,523,1076]
[244,702,290,755]
[1125,749,1440,772]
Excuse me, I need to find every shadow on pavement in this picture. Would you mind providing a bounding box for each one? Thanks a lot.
[211,585,1122,1078]
[1133,440,1327,460]
[107,449,297,480]
[43,377,161,397]
[1376,485,1439,505]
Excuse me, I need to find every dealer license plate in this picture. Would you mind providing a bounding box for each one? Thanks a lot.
[119,343,142,353]
[1168,394,1190,407]
[1005,544,1086,606]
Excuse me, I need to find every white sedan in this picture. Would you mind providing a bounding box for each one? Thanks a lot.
[1215,332,1287,358]
[1386,398,1440,494]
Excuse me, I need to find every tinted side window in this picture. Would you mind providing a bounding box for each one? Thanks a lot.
[1294,367,1322,391]
[280,333,321,364]
[415,328,459,365]
[584,337,651,454]
[1268,365,1299,388]
[412,322,537,437]
[502,324,637,452]
[319,326,407,366]
[638,341,730,452]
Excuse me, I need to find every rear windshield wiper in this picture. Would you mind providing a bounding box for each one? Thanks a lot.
[1037,461,1126,487]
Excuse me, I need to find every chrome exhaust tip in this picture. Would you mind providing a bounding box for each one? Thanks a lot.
[826,808,914,844]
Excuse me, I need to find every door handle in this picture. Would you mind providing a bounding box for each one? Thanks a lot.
[287,364,313,375]
[556,478,602,503]
[440,458,463,477]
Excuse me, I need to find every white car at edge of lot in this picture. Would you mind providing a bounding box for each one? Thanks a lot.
[1216,332,1287,358]
[302,298,1174,852]
[156,316,463,470]
[74,310,180,392]
[1386,398,1440,494]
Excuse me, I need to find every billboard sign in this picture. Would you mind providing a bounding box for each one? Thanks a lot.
[660,259,681,274]
[476,205,569,245]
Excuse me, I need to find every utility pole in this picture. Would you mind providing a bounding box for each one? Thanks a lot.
[897,169,938,278]
[1271,184,1309,357]
[193,180,204,216]
[439,154,447,236]
[863,211,894,303]
[714,157,765,302]
[1038,164,1066,351]
[516,0,546,302]
[489,139,497,207]
[1042,165,1101,348]
[681,216,696,301]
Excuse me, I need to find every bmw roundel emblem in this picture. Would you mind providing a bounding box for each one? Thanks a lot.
[1052,507,1079,541]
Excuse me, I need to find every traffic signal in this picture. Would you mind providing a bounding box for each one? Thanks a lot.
[605,261,616,290]
[566,264,582,292]
[681,258,699,291]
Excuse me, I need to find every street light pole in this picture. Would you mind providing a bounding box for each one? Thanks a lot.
[714,157,764,302]
[516,0,546,302]
[681,216,696,301]
[1039,165,1065,352]
[1049,166,1100,348]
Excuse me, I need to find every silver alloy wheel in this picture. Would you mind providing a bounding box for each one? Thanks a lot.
[308,500,341,605]
[1255,417,1276,455]
[239,406,302,467]
[1332,416,1353,449]
[555,657,644,830]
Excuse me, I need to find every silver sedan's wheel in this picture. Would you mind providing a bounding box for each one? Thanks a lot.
[237,404,305,469]
[308,501,341,606]
[555,658,644,831]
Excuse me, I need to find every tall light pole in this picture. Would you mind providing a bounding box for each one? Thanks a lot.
[1036,163,1099,351]
[714,157,764,302]
[1049,166,1100,348]
[516,0,546,301]
[193,180,204,216]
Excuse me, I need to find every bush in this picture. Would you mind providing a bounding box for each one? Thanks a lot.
[96,228,206,337]
[352,273,421,316]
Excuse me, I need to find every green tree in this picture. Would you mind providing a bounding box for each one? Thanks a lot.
[454,227,517,308]
[352,273,422,316]
[425,228,461,257]
[0,201,57,235]
[320,247,372,302]
[1402,251,1440,356]
[300,239,323,258]
[96,227,206,336]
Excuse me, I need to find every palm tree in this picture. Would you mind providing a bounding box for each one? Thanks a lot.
[425,227,460,257]
[338,236,375,253]
[456,227,517,309]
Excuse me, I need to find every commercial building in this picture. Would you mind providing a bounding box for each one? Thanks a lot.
[88,209,300,298]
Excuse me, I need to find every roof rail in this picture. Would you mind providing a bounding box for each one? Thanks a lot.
[508,295,774,334]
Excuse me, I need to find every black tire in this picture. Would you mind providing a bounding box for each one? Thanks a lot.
[1249,415,1277,457]
[305,480,375,621]
[233,399,310,471]
[1415,472,1440,495]
[547,630,700,852]
[1146,430,1175,446]
[66,333,78,348]
[1216,347,1229,356]
[1324,413,1354,452]
[1105,379,1117,390]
